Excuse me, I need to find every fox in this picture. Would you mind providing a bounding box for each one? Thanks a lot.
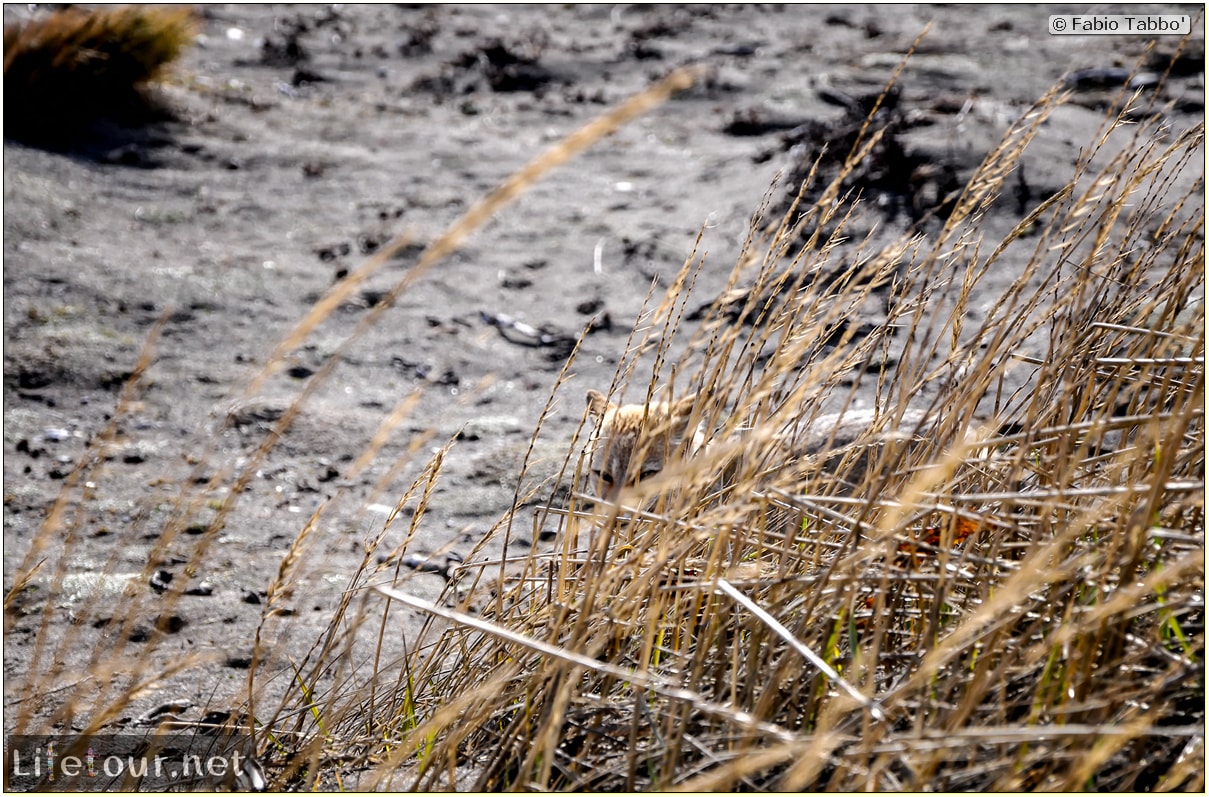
[583,388,928,504]
[584,389,703,503]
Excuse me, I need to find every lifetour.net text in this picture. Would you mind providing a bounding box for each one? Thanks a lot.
[6,733,253,792]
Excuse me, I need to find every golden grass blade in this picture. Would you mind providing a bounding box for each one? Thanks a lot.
[715,579,884,720]
[245,66,700,398]
[372,582,799,743]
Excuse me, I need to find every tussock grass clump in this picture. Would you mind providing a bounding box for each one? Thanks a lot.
[4,5,195,145]
[341,86,1203,790]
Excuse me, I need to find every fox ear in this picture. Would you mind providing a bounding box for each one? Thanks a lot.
[670,393,697,419]
[586,389,614,420]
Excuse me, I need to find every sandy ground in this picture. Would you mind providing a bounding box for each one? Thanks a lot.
[4,2,1203,750]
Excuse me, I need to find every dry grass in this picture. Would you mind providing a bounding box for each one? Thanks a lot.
[4,45,1204,792]
[4,5,195,144]
[350,76,1203,792]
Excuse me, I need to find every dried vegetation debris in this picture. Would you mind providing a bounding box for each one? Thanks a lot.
[408,36,560,96]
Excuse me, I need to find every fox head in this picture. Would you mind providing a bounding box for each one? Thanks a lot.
[584,389,700,502]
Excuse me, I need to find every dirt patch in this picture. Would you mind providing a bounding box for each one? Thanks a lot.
[3,1,1203,751]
